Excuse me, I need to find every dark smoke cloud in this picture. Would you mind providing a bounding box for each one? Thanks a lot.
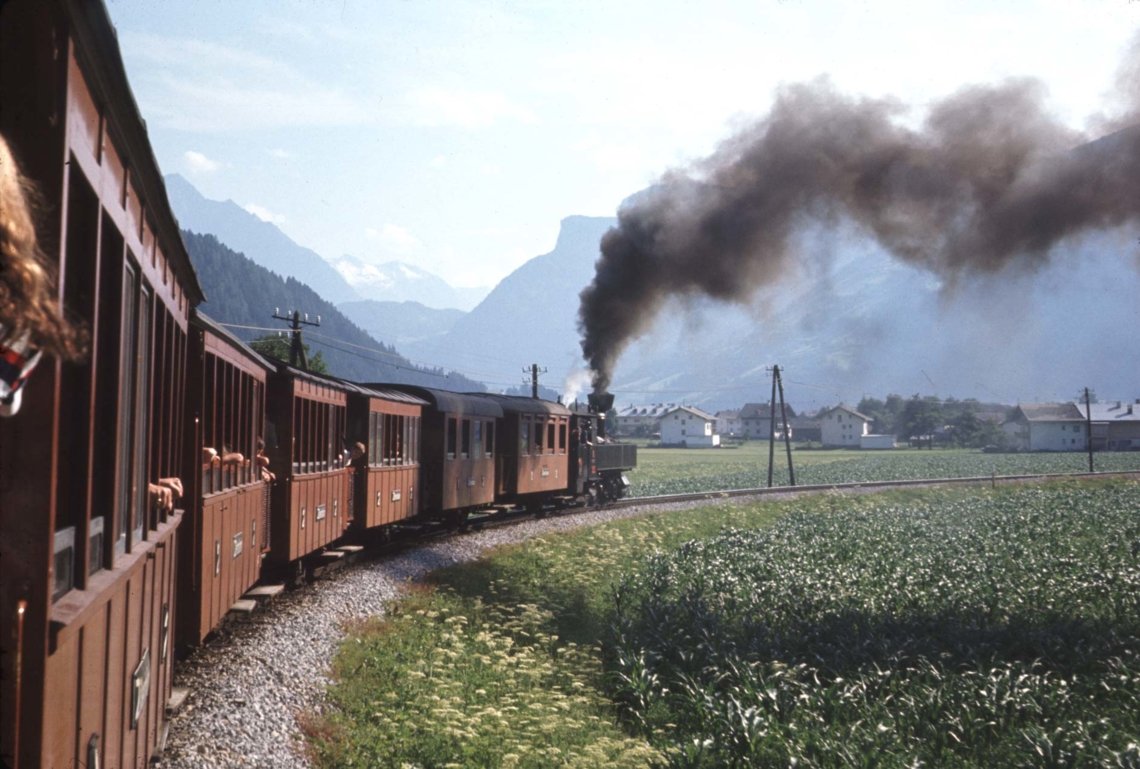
[579,41,1140,394]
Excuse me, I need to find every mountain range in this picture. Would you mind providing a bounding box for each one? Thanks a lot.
[167,176,1139,412]
[165,174,487,310]
[181,230,484,390]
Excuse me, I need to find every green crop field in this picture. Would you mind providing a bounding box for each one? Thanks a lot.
[310,478,1140,769]
[629,444,1140,496]
[609,481,1140,767]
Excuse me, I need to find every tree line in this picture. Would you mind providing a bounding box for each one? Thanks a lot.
[856,394,1016,448]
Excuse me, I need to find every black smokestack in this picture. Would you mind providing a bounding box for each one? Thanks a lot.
[579,40,1140,394]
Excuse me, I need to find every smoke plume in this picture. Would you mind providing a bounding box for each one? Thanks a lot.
[579,42,1140,394]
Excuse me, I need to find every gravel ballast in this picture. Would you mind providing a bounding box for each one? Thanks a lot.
[154,499,730,768]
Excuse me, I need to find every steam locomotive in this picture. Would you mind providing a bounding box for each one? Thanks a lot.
[0,2,635,766]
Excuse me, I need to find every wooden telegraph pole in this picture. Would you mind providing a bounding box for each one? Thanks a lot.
[525,364,547,399]
[1084,387,1094,472]
[777,366,796,486]
[766,365,796,487]
[272,308,321,370]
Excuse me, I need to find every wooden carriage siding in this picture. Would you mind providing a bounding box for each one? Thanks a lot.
[177,315,274,650]
[480,395,573,502]
[382,387,504,515]
[1,2,205,767]
[346,389,427,530]
[266,365,354,566]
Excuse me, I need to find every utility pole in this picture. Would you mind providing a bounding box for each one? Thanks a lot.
[766,365,796,488]
[272,308,321,370]
[524,364,547,399]
[776,366,796,486]
[767,366,778,487]
[1084,386,1094,472]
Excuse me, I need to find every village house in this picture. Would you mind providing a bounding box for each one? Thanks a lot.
[614,403,678,437]
[738,402,797,440]
[1001,403,1087,451]
[819,404,873,447]
[788,414,822,443]
[1079,399,1140,451]
[659,405,721,447]
[714,409,742,438]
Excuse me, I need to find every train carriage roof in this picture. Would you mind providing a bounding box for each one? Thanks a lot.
[191,312,275,371]
[273,366,429,406]
[469,394,572,417]
[367,385,503,418]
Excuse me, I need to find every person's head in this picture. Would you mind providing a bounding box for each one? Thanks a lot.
[351,441,365,458]
[0,134,85,359]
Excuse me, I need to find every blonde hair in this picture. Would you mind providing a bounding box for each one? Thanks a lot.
[0,134,85,359]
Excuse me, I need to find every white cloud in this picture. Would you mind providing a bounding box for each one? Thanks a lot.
[409,87,537,128]
[429,154,447,169]
[120,32,373,132]
[243,203,287,225]
[183,150,220,174]
[268,148,292,159]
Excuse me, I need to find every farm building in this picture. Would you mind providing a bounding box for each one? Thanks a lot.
[1078,399,1140,450]
[659,406,720,447]
[1002,403,1087,451]
[788,415,822,443]
[739,402,797,440]
[819,405,872,447]
[615,403,678,437]
[714,409,742,438]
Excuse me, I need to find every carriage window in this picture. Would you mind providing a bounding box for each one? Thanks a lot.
[115,263,138,556]
[132,286,152,541]
[461,419,471,459]
[54,168,100,590]
[473,420,483,458]
[547,421,555,454]
[559,422,567,454]
[369,412,381,467]
[533,418,544,455]
[520,419,530,456]
[485,421,494,458]
[446,416,457,459]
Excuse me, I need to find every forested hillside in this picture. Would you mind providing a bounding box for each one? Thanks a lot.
[183,230,484,390]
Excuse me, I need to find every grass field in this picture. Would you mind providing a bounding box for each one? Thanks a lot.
[630,444,1140,497]
[308,477,1140,769]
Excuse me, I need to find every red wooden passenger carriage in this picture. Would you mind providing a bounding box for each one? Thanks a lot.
[382,386,502,522]
[178,314,274,650]
[264,364,355,568]
[1,1,204,766]
[479,395,573,510]
[345,385,426,530]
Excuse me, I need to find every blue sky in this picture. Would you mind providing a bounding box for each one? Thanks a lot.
[104,0,1140,290]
